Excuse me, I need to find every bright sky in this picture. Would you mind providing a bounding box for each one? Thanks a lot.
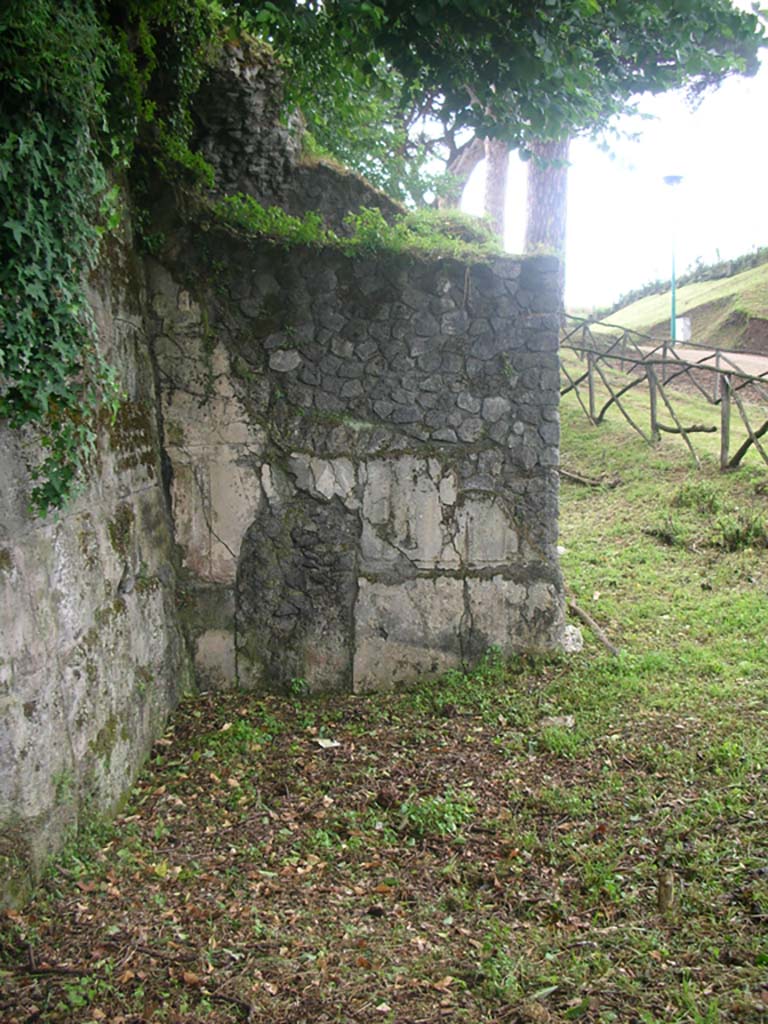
[464,47,768,310]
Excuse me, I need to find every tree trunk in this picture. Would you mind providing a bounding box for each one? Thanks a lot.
[524,137,571,293]
[484,137,509,240]
[437,135,485,209]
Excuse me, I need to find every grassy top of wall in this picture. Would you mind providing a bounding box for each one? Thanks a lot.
[211,194,506,264]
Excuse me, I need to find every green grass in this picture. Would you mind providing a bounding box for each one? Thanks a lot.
[2,381,768,1023]
[592,260,768,349]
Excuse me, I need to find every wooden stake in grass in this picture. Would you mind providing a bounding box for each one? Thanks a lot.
[566,598,620,657]
[657,867,677,916]
[560,468,621,488]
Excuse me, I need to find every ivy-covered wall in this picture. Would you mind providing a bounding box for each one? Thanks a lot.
[150,225,564,693]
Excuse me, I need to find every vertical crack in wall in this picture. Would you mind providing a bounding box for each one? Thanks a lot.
[459,577,474,669]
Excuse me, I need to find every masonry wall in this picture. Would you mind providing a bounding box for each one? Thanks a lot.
[0,43,565,906]
[151,224,564,693]
[0,239,192,903]
[192,40,403,231]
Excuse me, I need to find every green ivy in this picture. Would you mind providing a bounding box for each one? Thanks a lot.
[0,0,121,515]
[213,194,332,245]
[0,0,223,515]
[108,1,223,184]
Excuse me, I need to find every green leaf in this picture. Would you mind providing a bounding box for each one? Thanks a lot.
[4,218,26,245]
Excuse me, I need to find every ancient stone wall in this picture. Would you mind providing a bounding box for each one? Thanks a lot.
[192,41,402,232]
[151,224,564,693]
[0,238,192,903]
[0,40,564,906]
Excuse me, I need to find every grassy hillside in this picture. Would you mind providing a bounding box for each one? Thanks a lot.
[592,261,768,352]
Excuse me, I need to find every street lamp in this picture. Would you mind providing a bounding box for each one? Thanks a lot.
[663,174,684,344]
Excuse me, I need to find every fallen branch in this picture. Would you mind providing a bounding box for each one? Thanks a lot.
[560,468,620,489]
[567,599,620,657]
[14,962,90,977]
[102,938,197,963]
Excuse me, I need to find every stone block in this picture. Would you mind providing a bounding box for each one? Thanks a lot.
[359,457,460,572]
[482,396,512,423]
[457,391,482,413]
[457,417,484,442]
[465,576,559,655]
[353,578,465,692]
[269,348,302,372]
[289,455,358,508]
[455,498,518,568]
[194,629,237,690]
[170,450,262,584]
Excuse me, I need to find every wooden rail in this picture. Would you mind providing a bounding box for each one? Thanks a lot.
[560,316,768,471]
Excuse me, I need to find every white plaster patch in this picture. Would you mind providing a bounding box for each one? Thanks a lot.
[195,629,236,689]
[466,576,527,648]
[359,457,460,571]
[455,498,518,568]
[261,463,279,503]
[172,453,261,584]
[208,458,262,583]
[353,577,465,692]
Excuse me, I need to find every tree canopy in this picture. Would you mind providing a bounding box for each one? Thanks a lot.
[252,0,764,202]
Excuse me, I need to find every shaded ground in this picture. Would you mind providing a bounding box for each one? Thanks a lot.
[744,317,768,356]
[2,408,768,1024]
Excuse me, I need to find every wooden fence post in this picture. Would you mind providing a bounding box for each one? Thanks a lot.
[587,350,596,422]
[720,373,731,470]
[648,366,660,442]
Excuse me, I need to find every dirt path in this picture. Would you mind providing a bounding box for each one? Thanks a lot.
[653,343,768,380]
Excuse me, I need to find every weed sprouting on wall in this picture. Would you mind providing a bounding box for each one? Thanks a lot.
[212,195,503,262]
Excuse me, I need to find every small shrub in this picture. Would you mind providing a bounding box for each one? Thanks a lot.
[401,207,499,247]
[713,510,768,551]
[672,481,722,515]
[536,725,588,758]
[343,206,501,260]
[156,124,215,190]
[213,196,502,262]
[643,514,690,548]
[202,715,280,756]
[213,193,331,245]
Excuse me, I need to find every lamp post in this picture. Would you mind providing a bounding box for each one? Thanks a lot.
[663,174,683,344]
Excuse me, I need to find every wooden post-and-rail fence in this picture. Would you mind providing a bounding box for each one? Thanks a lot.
[560,315,768,471]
